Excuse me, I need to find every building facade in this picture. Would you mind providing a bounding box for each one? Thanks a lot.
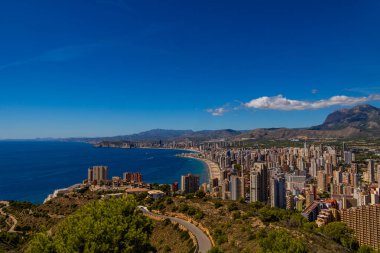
[181,173,200,194]
[88,165,108,183]
[341,205,380,250]
[250,163,268,203]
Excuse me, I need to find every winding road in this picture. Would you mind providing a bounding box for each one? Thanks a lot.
[0,201,18,233]
[138,206,212,253]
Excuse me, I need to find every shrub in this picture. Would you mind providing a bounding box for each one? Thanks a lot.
[303,222,317,232]
[26,196,155,253]
[318,222,359,251]
[214,200,223,209]
[259,229,307,253]
[178,204,189,213]
[232,211,240,220]
[357,245,376,253]
[165,198,173,205]
[207,247,223,253]
[195,190,206,199]
[258,206,288,222]
[227,202,238,212]
[249,201,264,210]
[213,228,228,245]
[194,211,204,220]
[163,218,171,226]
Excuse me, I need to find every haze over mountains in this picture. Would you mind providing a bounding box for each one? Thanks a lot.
[73,104,380,142]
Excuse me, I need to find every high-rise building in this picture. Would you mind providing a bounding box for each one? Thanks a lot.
[123,172,143,183]
[341,205,380,250]
[286,192,294,210]
[181,173,200,194]
[270,175,286,209]
[88,165,108,183]
[212,178,219,188]
[250,163,268,203]
[309,159,317,178]
[230,175,244,201]
[333,170,342,185]
[285,174,306,192]
[371,193,380,205]
[368,160,375,183]
[342,142,347,153]
[325,163,333,176]
[344,151,352,165]
[317,171,327,193]
[352,173,360,188]
[171,182,179,192]
[305,189,315,207]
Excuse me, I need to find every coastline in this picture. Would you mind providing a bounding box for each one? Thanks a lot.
[138,146,201,153]
[92,143,201,154]
[43,151,215,204]
[180,155,221,183]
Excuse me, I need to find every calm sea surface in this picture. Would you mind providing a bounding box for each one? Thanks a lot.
[0,141,207,203]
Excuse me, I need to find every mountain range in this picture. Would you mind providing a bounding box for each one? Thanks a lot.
[70,104,380,142]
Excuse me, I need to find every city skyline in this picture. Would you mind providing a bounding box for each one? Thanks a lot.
[1,1,380,138]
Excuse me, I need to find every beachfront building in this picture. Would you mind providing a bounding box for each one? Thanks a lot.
[88,165,108,184]
[181,173,200,194]
[123,172,143,183]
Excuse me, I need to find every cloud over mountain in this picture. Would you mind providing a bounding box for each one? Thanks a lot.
[207,94,380,116]
[244,94,380,110]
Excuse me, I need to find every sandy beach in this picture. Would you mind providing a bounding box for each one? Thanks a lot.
[183,156,221,182]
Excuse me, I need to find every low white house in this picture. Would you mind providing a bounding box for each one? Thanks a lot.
[148,190,165,200]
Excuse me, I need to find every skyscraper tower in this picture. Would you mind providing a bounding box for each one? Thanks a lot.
[181,173,200,194]
[250,163,268,203]
[230,175,244,201]
[88,165,108,183]
[368,160,375,183]
[270,175,286,209]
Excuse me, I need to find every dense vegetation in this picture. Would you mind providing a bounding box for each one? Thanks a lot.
[143,193,378,253]
[26,196,154,253]
[149,219,194,253]
[258,229,307,253]
[2,189,380,252]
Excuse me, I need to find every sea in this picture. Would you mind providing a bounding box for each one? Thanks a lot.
[0,141,208,203]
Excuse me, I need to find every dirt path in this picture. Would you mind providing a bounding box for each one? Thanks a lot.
[0,201,19,233]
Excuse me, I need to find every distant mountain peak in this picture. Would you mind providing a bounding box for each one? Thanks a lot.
[311,104,380,131]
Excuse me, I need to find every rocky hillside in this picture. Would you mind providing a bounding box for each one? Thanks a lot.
[311,104,380,131]
[236,104,380,140]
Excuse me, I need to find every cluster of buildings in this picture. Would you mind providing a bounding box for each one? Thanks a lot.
[66,144,380,250]
[85,166,169,200]
[192,142,380,250]
[86,165,143,187]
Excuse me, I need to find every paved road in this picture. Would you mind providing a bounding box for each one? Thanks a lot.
[0,201,18,233]
[138,206,212,253]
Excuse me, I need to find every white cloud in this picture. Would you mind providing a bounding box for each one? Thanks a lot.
[207,107,227,116]
[244,94,380,110]
[311,89,318,94]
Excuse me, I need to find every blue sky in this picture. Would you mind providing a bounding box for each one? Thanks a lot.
[1,0,380,138]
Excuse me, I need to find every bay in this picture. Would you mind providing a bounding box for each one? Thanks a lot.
[0,141,207,203]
